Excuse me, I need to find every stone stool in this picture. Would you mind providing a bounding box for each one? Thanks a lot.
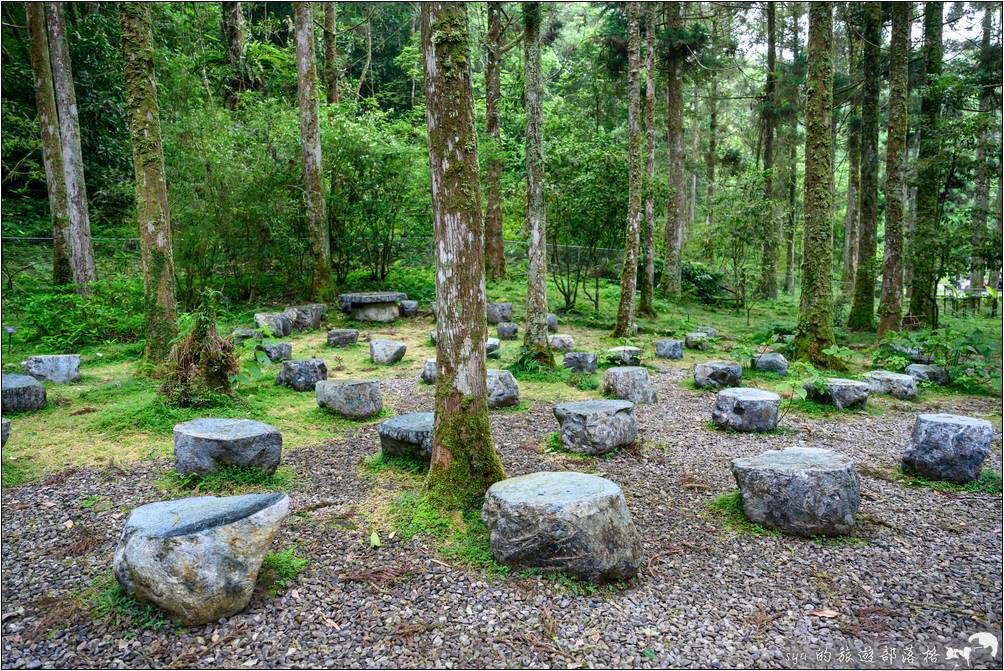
[602,366,657,404]
[399,300,419,317]
[370,339,407,364]
[316,380,383,419]
[864,370,917,400]
[276,359,327,391]
[420,359,437,385]
[487,369,520,409]
[606,346,641,366]
[903,413,993,483]
[655,339,683,360]
[327,329,358,347]
[256,342,292,363]
[497,322,519,340]
[685,332,710,350]
[693,360,742,389]
[548,334,576,353]
[254,312,292,338]
[751,352,788,376]
[486,302,513,324]
[547,313,558,333]
[712,388,781,433]
[804,378,869,409]
[904,363,949,386]
[25,354,80,383]
[1,374,47,414]
[486,337,501,359]
[174,418,283,475]
[378,412,434,461]
[563,351,597,374]
[553,400,637,454]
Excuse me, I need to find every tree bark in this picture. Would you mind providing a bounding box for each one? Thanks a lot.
[757,1,778,300]
[484,2,506,280]
[783,2,801,295]
[45,1,97,294]
[614,1,643,337]
[638,3,657,318]
[27,2,72,287]
[421,1,505,511]
[121,2,178,363]
[969,4,996,287]
[659,1,685,299]
[356,12,372,100]
[793,2,835,366]
[324,3,339,104]
[293,2,331,300]
[847,2,880,330]
[907,2,944,327]
[839,7,859,290]
[222,2,247,105]
[876,3,910,337]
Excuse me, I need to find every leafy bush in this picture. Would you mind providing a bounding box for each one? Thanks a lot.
[876,328,996,391]
[259,546,309,594]
[681,261,724,305]
[160,294,238,407]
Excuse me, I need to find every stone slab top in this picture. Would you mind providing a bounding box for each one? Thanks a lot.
[2,374,43,390]
[174,418,279,440]
[124,493,288,539]
[733,447,853,474]
[339,292,407,304]
[717,387,781,401]
[916,413,992,428]
[555,400,634,414]
[487,471,621,506]
[380,412,434,432]
[317,379,378,388]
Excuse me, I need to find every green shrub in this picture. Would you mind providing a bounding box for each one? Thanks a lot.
[259,546,309,594]
[681,261,724,305]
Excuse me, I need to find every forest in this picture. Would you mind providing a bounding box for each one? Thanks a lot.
[0,2,1002,669]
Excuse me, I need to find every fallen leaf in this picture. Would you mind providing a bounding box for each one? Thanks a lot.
[62,519,73,529]
[808,609,839,618]
[369,531,382,548]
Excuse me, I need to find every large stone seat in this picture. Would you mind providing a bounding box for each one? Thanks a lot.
[751,352,788,376]
[486,337,501,359]
[804,378,869,409]
[553,400,637,454]
[602,366,657,404]
[276,359,327,391]
[563,351,597,374]
[113,493,289,625]
[864,370,917,400]
[370,339,407,364]
[693,360,742,389]
[548,334,576,353]
[655,339,683,360]
[339,292,407,322]
[486,301,513,324]
[174,418,282,475]
[685,332,710,350]
[606,346,641,366]
[231,327,263,344]
[903,413,993,483]
[254,312,292,338]
[712,388,781,433]
[481,471,642,582]
[316,380,383,419]
[1,374,47,414]
[378,412,434,461]
[285,303,326,331]
[25,354,80,383]
[497,322,519,340]
[256,342,291,363]
[420,359,437,385]
[326,328,359,347]
[487,369,520,409]
[731,447,860,537]
[904,363,949,386]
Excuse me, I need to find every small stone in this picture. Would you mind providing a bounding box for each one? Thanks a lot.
[231,328,263,344]
[378,413,434,461]
[370,339,407,364]
[863,370,917,400]
[256,342,291,363]
[804,378,869,410]
[685,333,710,350]
[487,369,520,409]
[497,322,519,340]
[399,300,419,317]
[285,304,326,331]
[2,418,9,446]
[731,447,860,537]
[655,339,683,360]
[481,471,642,582]
[486,338,501,359]
[254,312,292,338]
[696,326,718,338]
[316,380,382,419]
[693,361,742,389]
[606,346,642,366]
[548,334,576,353]
[602,366,657,404]
[326,329,358,347]
[486,302,513,324]
[905,363,950,386]
[563,351,598,374]
[711,388,781,433]
[420,359,437,385]
[903,413,993,484]
[547,314,558,333]
[553,400,637,454]
[24,354,80,383]
[752,352,788,376]
[889,343,934,364]
[174,418,283,475]
[1,374,46,414]
[276,359,327,392]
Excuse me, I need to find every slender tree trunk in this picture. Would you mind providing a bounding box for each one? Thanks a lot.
[876,3,910,337]
[45,1,97,294]
[614,2,642,337]
[758,1,778,299]
[705,73,717,229]
[324,3,339,104]
[121,2,178,363]
[485,2,506,280]
[522,2,553,363]
[222,2,247,105]
[907,2,944,327]
[356,12,372,100]
[840,10,859,290]
[421,1,505,511]
[793,2,835,366]
[784,3,801,295]
[903,91,921,296]
[969,5,995,288]
[847,2,880,330]
[638,3,657,318]
[27,3,72,286]
[294,2,331,299]
[659,1,685,299]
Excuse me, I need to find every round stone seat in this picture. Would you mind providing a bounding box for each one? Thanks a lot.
[606,346,641,365]
[497,322,519,340]
[378,412,434,461]
[25,354,80,383]
[487,369,520,408]
[316,380,382,419]
[804,378,869,409]
[399,300,419,317]
[563,351,597,374]
[276,359,327,391]
[602,366,657,404]
[326,329,359,347]
[420,359,437,384]
[864,370,917,400]
[486,301,513,324]
[370,339,407,364]
[731,447,860,537]
[553,400,637,454]
[339,292,407,322]
[904,363,949,386]
[903,413,993,483]
[486,337,501,359]
[712,388,781,433]
[113,493,289,625]
[693,360,742,389]
[256,342,291,363]
[548,334,576,353]
[1,374,47,414]
[481,471,642,582]
[751,352,788,376]
[655,339,683,360]
[174,418,283,475]
[685,332,710,350]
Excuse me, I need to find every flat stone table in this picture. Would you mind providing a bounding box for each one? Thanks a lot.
[338,292,408,322]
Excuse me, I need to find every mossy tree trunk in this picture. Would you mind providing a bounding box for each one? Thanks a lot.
[839,9,859,291]
[793,2,835,367]
[846,2,881,331]
[659,1,685,299]
[485,2,506,280]
[907,2,944,327]
[27,2,72,287]
[613,1,642,337]
[638,4,657,319]
[522,2,553,363]
[45,1,97,295]
[876,3,910,337]
[121,2,178,364]
[969,5,996,287]
[324,3,339,104]
[421,1,505,511]
[757,0,778,300]
[222,2,247,106]
[293,2,332,300]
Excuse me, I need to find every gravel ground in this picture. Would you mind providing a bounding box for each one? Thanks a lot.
[2,367,1001,669]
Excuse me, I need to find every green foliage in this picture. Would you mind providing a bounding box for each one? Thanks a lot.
[681,261,725,305]
[877,328,997,392]
[160,291,238,407]
[80,573,169,631]
[821,344,857,369]
[156,464,297,495]
[876,466,1003,495]
[363,451,427,476]
[259,546,309,594]
[1,455,38,487]
[707,490,779,536]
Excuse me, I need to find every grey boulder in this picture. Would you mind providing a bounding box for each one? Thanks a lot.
[553,400,637,454]
[731,447,860,537]
[481,471,642,582]
[804,378,869,410]
[563,351,598,374]
[602,366,657,404]
[696,326,718,338]
[903,413,993,483]
[905,363,950,386]
[486,302,513,324]
[685,332,710,350]
[548,334,576,353]
[547,314,558,333]
[486,338,501,360]
[231,328,263,344]
[487,369,520,409]
[1,374,46,414]
[693,360,742,389]
[864,370,917,400]
[254,312,292,338]
[286,304,326,330]
[256,342,291,363]
[752,352,788,376]
[606,346,641,366]
[378,412,434,461]
[25,354,80,383]
[174,418,282,475]
[712,388,781,433]
[399,300,419,317]
[420,359,437,385]
[497,322,519,340]
[370,339,407,365]
[113,493,289,625]
[889,343,934,364]
[276,359,327,391]
[655,339,683,360]
[316,379,382,419]
[326,329,358,347]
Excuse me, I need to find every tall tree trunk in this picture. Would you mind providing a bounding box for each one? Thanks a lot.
[614,2,642,337]
[484,2,506,280]
[638,3,657,318]
[876,3,910,337]
[705,73,717,230]
[45,1,97,294]
[356,12,372,100]
[659,1,685,298]
[970,5,996,287]
[222,2,247,105]
[839,9,859,290]
[27,3,72,286]
[793,2,835,366]
[324,3,339,104]
[758,1,778,299]
[121,2,178,363]
[522,2,552,363]
[420,1,505,511]
[783,2,801,295]
[294,2,331,300]
[907,2,944,327]
[847,2,880,330]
